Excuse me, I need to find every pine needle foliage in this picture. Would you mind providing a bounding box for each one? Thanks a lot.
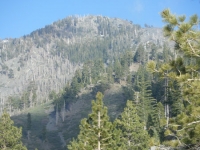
[0,112,27,150]
[67,92,119,150]
[147,9,200,147]
[115,100,150,150]
[161,9,200,57]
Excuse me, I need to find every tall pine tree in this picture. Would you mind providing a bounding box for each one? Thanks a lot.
[115,100,150,149]
[67,92,119,150]
[147,9,200,147]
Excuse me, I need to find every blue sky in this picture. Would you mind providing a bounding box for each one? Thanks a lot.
[0,0,200,39]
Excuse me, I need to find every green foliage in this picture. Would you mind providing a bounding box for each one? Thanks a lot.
[134,44,146,64]
[122,85,134,100]
[50,49,135,110]
[92,82,110,95]
[133,66,157,125]
[149,44,158,60]
[0,112,27,150]
[115,100,150,149]
[67,92,118,150]
[113,59,123,80]
[161,9,200,57]
[7,81,38,111]
[91,59,104,83]
[151,9,200,147]
[106,64,114,83]
[48,18,139,64]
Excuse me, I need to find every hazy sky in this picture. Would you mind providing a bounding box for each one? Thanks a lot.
[0,0,200,39]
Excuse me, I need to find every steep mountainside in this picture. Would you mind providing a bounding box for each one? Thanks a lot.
[0,15,167,115]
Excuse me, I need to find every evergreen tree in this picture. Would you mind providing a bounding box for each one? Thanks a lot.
[162,43,173,63]
[161,9,200,146]
[134,44,145,64]
[136,76,153,124]
[149,43,158,61]
[133,66,156,126]
[114,58,123,82]
[106,64,114,83]
[147,9,200,147]
[82,63,91,85]
[91,59,104,83]
[0,112,27,150]
[67,92,118,150]
[115,100,150,149]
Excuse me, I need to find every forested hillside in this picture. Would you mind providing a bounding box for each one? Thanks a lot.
[0,15,166,116]
[2,10,199,150]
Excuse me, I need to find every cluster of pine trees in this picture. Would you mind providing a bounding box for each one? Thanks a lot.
[67,92,150,150]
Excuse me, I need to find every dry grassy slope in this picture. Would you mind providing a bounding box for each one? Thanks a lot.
[11,83,127,150]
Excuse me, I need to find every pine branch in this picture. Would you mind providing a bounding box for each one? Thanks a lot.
[187,78,200,81]
[187,120,200,126]
[189,30,198,35]
[167,133,183,146]
[187,39,200,57]
[186,98,192,105]
[175,120,200,132]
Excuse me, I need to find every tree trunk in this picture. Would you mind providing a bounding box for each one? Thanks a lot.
[164,73,169,127]
[98,111,101,150]
[61,101,65,122]
[56,103,58,125]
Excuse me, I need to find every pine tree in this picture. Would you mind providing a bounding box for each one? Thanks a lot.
[0,112,27,150]
[134,44,146,64]
[67,92,118,150]
[148,9,200,147]
[106,64,114,83]
[136,76,154,124]
[133,66,156,126]
[115,100,150,149]
[161,9,200,147]
[114,58,123,82]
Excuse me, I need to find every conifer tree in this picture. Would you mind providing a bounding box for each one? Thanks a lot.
[161,9,200,146]
[134,66,157,126]
[0,112,27,150]
[114,59,123,82]
[134,44,146,64]
[67,92,118,150]
[136,75,154,124]
[147,9,200,147]
[115,100,150,149]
